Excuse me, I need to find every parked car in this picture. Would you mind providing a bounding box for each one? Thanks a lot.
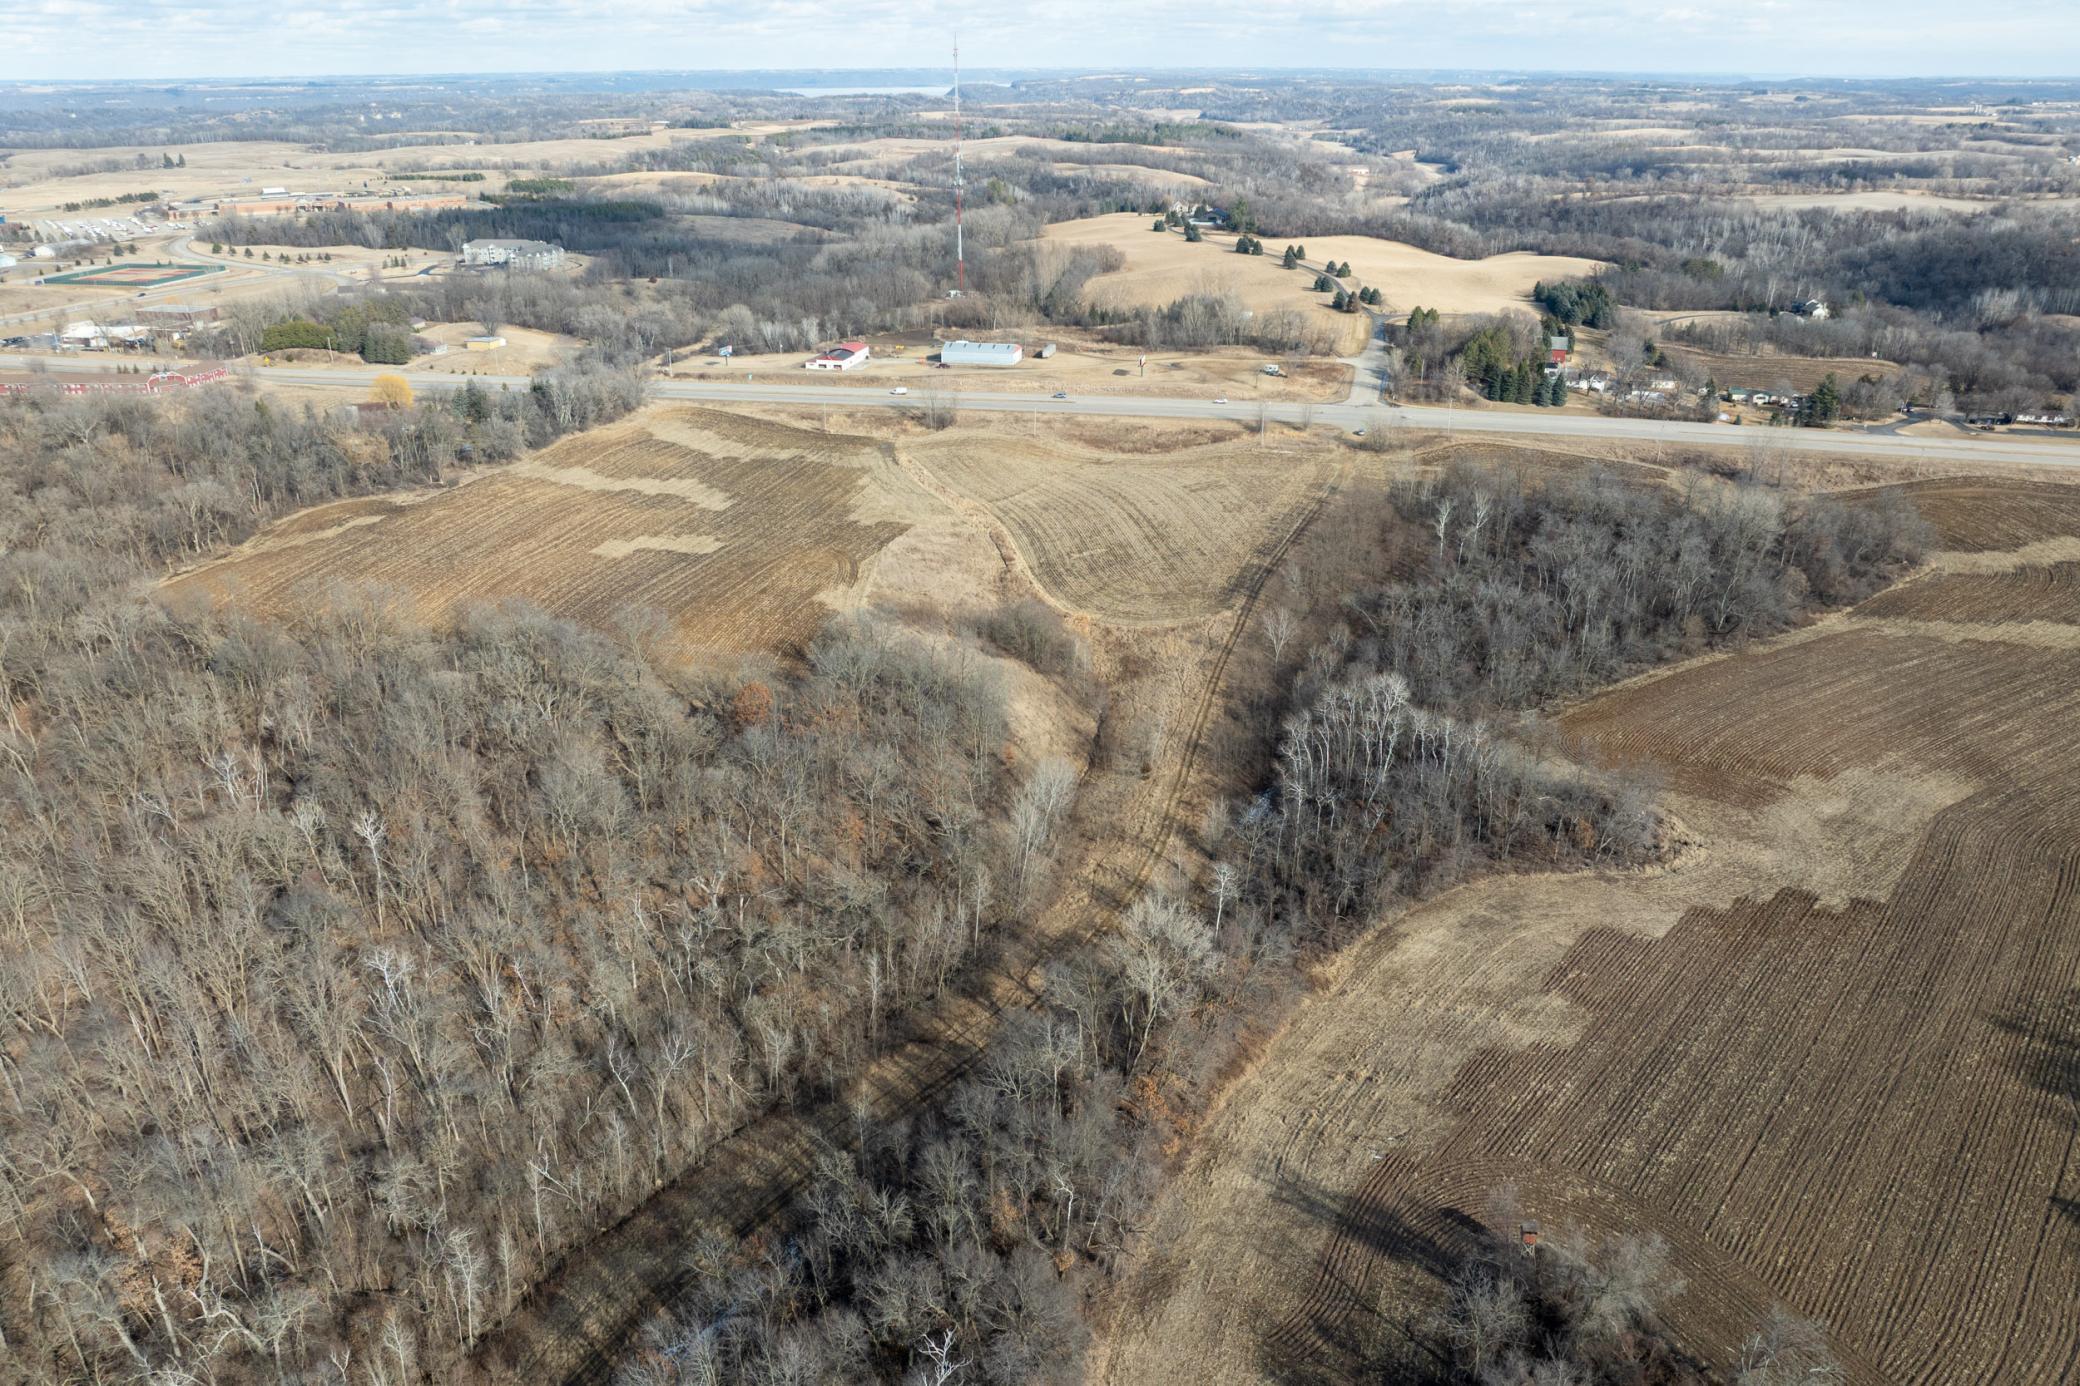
[889,387,909,395]
[1051,391,1068,400]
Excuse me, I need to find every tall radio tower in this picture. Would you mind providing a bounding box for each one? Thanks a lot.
[952,41,965,295]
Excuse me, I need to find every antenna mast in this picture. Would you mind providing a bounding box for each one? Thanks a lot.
[953,41,965,295]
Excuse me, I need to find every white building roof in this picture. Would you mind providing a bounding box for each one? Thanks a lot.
[941,339,1023,360]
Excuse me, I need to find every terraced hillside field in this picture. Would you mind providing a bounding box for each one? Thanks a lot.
[1097,474,2080,1386]
[163,409,923,653]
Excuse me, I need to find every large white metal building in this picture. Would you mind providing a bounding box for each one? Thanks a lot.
[939,339,1023,367]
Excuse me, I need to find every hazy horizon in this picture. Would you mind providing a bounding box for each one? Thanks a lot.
[7,0,2080,86]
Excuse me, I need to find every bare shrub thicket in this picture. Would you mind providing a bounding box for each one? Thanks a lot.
[1425,1200,1841,1385]
[972,598,1081,677]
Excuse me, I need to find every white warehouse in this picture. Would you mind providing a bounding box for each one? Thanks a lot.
[939,339,1023,367]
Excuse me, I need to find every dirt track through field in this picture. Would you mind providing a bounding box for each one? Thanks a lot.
[458,449,1348,1383]
[1097,474,2080,1385]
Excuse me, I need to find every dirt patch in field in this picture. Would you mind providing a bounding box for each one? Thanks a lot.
[410,322,577,375]
[1096,476,2080,1385]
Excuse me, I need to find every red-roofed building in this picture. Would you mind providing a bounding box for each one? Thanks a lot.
[806,341,871,371]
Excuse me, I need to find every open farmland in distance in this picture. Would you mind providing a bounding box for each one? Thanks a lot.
[1044,213,1607,345]
[1098,474,2080,1386]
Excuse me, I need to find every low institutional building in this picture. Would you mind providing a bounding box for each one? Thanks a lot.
[939,339,1024,367]
[461,239,566,271]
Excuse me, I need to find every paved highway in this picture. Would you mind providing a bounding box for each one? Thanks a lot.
[280,363,2080,468]
[12,352,2080,468]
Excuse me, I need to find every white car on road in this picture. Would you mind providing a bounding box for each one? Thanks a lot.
[889,387,909,395]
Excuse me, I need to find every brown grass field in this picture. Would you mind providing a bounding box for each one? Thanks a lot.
[162,408,921,653]
[1661,343,1905,395]
[161,405,1360,653]
[901,431,1343,623]
[1044,214,1608,352]
[1095,474,2080,1386]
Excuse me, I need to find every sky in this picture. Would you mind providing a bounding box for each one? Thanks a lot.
[5,0,2080,83]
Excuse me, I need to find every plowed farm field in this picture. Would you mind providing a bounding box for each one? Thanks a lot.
[163,408,920,653]
[1097,474,2080,1386]
[902,432,1342,623]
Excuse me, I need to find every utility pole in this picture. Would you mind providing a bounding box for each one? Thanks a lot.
[953,41,965,296]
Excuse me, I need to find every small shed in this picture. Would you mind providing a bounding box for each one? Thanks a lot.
[463,335,506,351]
[1036,342,1057,360]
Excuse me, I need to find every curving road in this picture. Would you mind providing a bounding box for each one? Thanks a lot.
[9,352,2080,468]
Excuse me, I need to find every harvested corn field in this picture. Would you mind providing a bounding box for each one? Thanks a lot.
[1097,474,2080,1386]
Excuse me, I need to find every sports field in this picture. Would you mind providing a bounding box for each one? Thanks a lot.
[39,262,222,288]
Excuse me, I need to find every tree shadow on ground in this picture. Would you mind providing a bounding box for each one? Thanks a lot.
[1991,986,2080,1225]
[1252,1169,1479,1385]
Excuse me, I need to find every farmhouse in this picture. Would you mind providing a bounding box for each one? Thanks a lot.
[461,239,567,271]
[939,340,1024,367]
[806,341,871,371]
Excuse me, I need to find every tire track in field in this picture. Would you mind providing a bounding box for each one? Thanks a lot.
[462,462,1348,1386]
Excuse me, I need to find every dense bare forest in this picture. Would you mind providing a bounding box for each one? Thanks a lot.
[0,379,1104,1381]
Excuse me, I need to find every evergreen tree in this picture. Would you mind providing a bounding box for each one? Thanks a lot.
[1333,288,1350,311]
[1800,373,1842,427]
[1153,219,1168,232]
[1282,245,1298,269]
[1183,222,1202,243]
